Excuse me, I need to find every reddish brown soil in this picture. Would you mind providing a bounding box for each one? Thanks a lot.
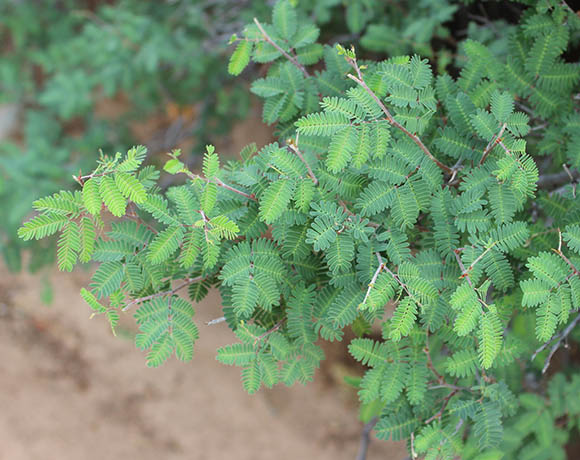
[0,265,407,460]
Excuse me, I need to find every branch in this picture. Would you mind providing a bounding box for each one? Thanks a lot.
[378,253,425,309]
[126,204,159,235]
[73,169,112,185]
[288,137,318,184]
[338,200,379,229]
[552,230,580,275]
[524,228,559,247]
[181,168,257,201]
[425,390,458,424]
[533,313,580,374]
[122,275,205,311]
[453,247,489,313]
[254,318,286,346]
[537,168,580,190]
[453,249,473,287]
[344,58,453,175]
[214,176,257,201]
[355,417,379,460]
[428,383,473,392]
[253,18,310,78]
[360,258,385,307]
[464,244,496,277]
[479,123,506,166]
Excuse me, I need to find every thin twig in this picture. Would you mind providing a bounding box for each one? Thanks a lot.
[537,168,580,189]
[254,319,286,346]
[524,228,559,247]
[529,122,548,132]
[344,58,453,175]
[552,231,580,275]
[425,390,458,424]
[215,177,256,200]
[339,201,380,229]
[479,123,506,166]
[288,137,318,184]
[253,18,310,78]
[454,249,473,287]
[563,164,575,182]
[534,314,580,374]
[425,332,444,383]
[428,383,472,392]
[453,248,489,313]
[122,275,205,311]
[376,253,424,308]
[181,168,257,201]
[73,170,112,185]
[360,259,385,307]
[465,244,496,274]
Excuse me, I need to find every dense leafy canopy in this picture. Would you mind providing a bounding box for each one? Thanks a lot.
[15,0,580,458]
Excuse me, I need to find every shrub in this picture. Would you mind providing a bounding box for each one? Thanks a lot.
[17,0,580,458]
[0,0,259,272]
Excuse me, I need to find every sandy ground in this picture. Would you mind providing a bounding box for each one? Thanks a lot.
[0,264,407,460]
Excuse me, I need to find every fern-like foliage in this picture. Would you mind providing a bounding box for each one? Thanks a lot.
[17,1,580,458]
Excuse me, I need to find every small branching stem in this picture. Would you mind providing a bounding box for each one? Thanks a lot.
[552,230,579,275]
[428,383,473,392]
[425,390,458,424]
[339,201,380,229]
[454,249,473,287]
[524,228,559,247]
[254,319,286,346]
[345,58,453,175]
[453,248,488,313]
[537,168,579,189]
[533,314,580,374]
[288,138,318,184]
[376,253,423,308]
[410,432,418,459]
[425,332,445,383]
[74,170,112,185]
[253,18,310,78]
[479,123,506,166]
[182,169,257,201]
[455,244,496,281]
[122,275,205,311]
[361,259,385,307]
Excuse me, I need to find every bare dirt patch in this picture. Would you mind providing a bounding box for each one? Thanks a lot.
[0,265,406,460]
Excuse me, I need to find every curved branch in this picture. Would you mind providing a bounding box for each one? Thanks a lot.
[345,61,453,175]
[253,18,310,78]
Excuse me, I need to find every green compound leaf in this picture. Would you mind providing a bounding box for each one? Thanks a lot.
[18,213,69,241]
[99,176,126,217]
[82,178,102,215]
[228,40,253,76]
[114,172,147,204]
[272,0,297,40]
[90,261,125,299]
[147,225,184,265]
[259,179,295,224]
[57,221,80,272]
[478,310,503,369]
[80,288,107,314]
[78,217,96,263]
